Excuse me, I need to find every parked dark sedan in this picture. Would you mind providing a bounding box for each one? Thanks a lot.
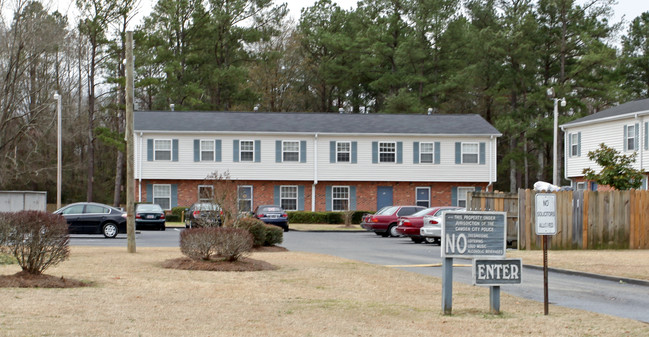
[185,202,222,228]
[54,202,127,238]
[253,205,289,232]
[135,203,166,230]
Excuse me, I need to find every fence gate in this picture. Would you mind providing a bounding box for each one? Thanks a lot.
[467,191,519,246]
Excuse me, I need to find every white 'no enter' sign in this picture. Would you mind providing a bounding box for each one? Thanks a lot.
[535,193,557,235]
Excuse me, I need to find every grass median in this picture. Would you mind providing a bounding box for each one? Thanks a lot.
[1,246,647,336]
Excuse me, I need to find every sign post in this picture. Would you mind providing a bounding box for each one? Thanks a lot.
[441,211,507,315]
[472,259,523,314]
[535,193,557,315]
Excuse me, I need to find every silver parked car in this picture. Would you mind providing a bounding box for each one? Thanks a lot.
[420,208,465,244]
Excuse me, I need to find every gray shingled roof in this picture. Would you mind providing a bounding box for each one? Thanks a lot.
[561,98,649,127]
[134,111,501,136]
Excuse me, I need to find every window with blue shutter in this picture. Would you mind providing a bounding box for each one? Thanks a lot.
[298,186,305,211]
[434,142,441,164]
[193,139,200,162]
[325,186,332,211]
[479,142,486,165]
[274,186,280,205]
[455,142,461,164]
[350,186,357,210]
[233,140,240,162]
[254,140,261,162]
[171,184,178,208]
[147,139,153,161]
[300,140,307,163]
[413,142,420,164]
[275,141,282,162]
[396,142,403,164]
[372,142,378,163]
[451,186,457,206]
[215,139,222,162]
[172,139,178,161]
[146,184,152,202]
[330,141,336,163]
[351,141,357,164]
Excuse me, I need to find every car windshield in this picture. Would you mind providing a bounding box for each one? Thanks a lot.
[260,206,283,212]
[196,203,219,211]
[138,204,162,212]
[376,206,398,215]
[411,208,436,217]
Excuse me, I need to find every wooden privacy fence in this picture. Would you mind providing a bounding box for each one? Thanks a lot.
[469,189,649,250]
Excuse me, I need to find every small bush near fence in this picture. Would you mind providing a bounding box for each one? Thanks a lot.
[180,227,253,262]
[0,211,70,275]
[287,211,371,224]
[168,206,187,222]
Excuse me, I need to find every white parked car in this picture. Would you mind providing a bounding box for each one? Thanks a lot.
[420,208,466,244]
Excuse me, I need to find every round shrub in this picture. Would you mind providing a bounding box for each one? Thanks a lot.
[180,227,253,262]
[0,211,70,275]
[180,228,218,260]
[264,225,284,246]
[214,228,253,262]
[235,217,267,247]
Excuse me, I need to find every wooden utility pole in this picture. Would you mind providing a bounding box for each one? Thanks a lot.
[126,31,136,253]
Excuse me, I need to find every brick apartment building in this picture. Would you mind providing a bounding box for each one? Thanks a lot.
[134,111,501,212]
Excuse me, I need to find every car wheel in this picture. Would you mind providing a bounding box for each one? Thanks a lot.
[424,237,436,244]
[160,225,166,231]
[102,222,118,238]
[411,237,424,244]
[388,224,399,237]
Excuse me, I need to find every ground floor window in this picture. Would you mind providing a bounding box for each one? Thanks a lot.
[457,187,475,208]
[416,187,430,207]
[153,184,171,210]
[198,185,214,202]
[238,185,253,212]
[332,186,349,211]
[281,186,298,211]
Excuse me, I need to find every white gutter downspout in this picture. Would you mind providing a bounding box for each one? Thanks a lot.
[138,132,143,202]
[312,133,318,211]
[637,114,643,175]
[487,135,494,192]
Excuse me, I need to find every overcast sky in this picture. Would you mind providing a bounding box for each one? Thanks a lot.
[43,0,649,35]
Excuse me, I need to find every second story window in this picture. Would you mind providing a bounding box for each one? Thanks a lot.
[570,133,579,157]
[240,140,254,161]
[420,142,434,163]
[626,124,636,151]
[283,141,300,162]
[337,142,350,162]
[201,140,214,161]
[462,143,479,164]
[379,142,396,163]
[154,140,171,161]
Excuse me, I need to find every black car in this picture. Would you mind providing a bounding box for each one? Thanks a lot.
[185,202,222,228]
[135,203,166,231]
[54,202,127,238]
[253,205,289,232]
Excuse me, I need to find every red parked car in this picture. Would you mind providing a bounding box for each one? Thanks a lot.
[361,205,425,237]
[395,206,463,243]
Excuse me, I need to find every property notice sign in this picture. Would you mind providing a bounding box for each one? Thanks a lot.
[535,193,557,235]
[473,259,523,286]
[441,211,506,258]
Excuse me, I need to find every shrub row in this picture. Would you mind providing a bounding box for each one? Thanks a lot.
[287,211,372,224]
[235,217,283,247]
[180,227,252,262]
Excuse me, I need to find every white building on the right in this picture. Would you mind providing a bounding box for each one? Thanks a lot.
[561,98,649,191]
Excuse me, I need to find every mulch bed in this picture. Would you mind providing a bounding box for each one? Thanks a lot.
[0,271,93,288]
[161,245,287,272]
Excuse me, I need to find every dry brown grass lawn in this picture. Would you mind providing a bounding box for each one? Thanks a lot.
[507,249,649,281]
[0,246,648,336]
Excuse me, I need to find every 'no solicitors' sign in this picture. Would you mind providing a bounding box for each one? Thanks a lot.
[441,211,507,258]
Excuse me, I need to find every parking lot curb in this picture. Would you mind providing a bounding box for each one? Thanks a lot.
[524,264,649,287]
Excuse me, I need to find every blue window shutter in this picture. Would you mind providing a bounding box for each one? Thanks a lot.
[146,184,152,202]
[351,142,357,164]
[172,139,179,161]
[194,139,200,162]
[350,186,357,210]
[274,186,280,205]
[215,140,221,162]
[577,132,581,157]
[635,123,640,150]
[330,141,336,163]
[171,184,178,208]
[413,142,419,164]
[591,182,598,191]
[397,142,403,164]
[254,140,261,162]
[275,141,282,162]
[479,142,486,165]
[325,186,332,211]
[568,134,573,158]
[233,140,240,162]
[300,140,307,163]
[645,122,648,150]
[451,186,458,206]
[298,185,305,211]
[147,139,153,161]
[434,142,441,164]
[455,142,461,164]
[476,186,482,192]
[372,142,378,163]
[624,126,628,151]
